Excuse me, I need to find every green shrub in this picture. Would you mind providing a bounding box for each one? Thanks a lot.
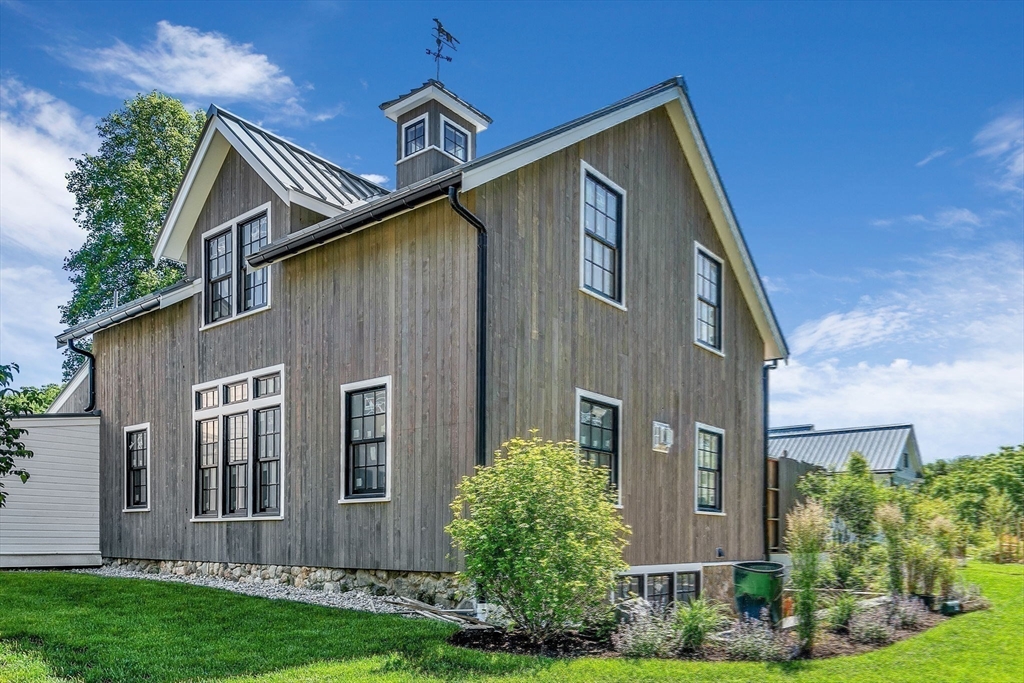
[826,593,859,633]
[446,435,630,643]
[849,607,895,644]
[611,600,677,658]
[725,612,790,661]
[672,597,731,652]
[785,500,831,655]
[876,503,906,595]
[889,595,929,630]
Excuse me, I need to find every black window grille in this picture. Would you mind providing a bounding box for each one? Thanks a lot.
[582,174,622,302]
[255,373,280,398]
[675,572,700,604]
[224,413,248,515]
[224,381,248,404]
[125,429,147,508]
[197,418,219,515]
[346,386,387,498]
[696,250,722,349]
[404,119,425,156]
[579,398,619,489]
[239,214,269,312]
[646,574,673,610]
[615,575,643,602]
[697,428,723,512]
[443,122,468,161]
[196,388,218,410]
[255,406,281,514]
[205,231,232,323]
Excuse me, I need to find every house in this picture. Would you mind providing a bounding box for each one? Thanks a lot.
[768,424,924,486]
[53,77,788,606]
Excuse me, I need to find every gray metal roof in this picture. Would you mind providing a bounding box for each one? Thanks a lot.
[212,106,388,209]
[768,424,916,473]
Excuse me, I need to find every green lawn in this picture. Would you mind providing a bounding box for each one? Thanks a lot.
[1,563,1021,683]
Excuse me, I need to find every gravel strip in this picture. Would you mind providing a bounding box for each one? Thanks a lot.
[72,565,407,615]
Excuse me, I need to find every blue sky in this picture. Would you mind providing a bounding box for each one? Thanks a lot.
[1,0,1021,460]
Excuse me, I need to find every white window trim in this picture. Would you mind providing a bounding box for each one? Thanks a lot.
[575,387,623,508]
[122,422,151,513]
[190,364,286,522]
[694,422,726,516]
[578,160,627,311]
[339,375,393,504]
[439,113,471,163]
[200,202,274,332]
[693,241,725,357]
[400,113,429,160]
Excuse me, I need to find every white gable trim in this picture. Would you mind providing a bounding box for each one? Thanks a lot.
[46,363,89,413]
[461,86,787,360]
[383,84,490,133]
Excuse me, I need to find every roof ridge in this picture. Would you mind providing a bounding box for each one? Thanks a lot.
[769,424,914,437]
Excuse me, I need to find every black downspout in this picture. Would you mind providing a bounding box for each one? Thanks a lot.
[762,359,778,559]
[68,337,97,413]
[447,186,488,468]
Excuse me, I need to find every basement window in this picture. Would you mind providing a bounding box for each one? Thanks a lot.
[614,570,701,605]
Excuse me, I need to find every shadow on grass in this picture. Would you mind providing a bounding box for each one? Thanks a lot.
[0,572,553,683]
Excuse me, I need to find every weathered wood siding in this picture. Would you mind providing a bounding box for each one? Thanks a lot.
[94,149,476,572]
[471,107,768,566]
[395,102,475,188]
[0,416,101,567]
[777,456,818,548]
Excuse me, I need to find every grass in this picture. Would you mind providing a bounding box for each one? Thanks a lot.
[0,563,1020,683]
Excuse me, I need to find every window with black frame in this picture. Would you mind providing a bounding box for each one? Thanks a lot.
[404,119,426,156]
[345,386,388,498]
[196,418,219,516]
[646,574,673,609]
[578,397,618,489]
[255,406,281,513]
[696,249,722,350]
[239,214,269,312]
[582,174,622,302]
[224,413,248,515]
[676,572,699,604]
[443,122,468,161]
[615,575,643,601]
[125,429,147,509]
[696,427,723,512]
[205,231,233,323]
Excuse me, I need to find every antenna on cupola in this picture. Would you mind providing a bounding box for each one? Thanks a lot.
[426,18,459,81]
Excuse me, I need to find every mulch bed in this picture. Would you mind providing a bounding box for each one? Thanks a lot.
[449,611,950,660]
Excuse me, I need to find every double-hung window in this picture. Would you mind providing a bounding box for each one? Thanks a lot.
[695,424,724,513]
[403,117,426,157]
[581,168,624,304]
[442,119,468,161]
[192,366,284,520]
[203,206,271,326]
[695,245,723,352]
[577,392,620,493]
[124,424,150,511]
[341,377,391,501]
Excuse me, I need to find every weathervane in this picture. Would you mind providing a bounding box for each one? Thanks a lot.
[426,18,459,81]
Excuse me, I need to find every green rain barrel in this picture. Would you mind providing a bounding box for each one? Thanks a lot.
[733,561,785,623]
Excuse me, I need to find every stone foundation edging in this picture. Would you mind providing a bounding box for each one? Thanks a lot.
[103,557,469,609]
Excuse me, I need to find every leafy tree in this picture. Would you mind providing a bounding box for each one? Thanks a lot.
[0,364,34,507]
[0,383,63,415]
[60,92,205,379]
[922,446,1024,532]
[446,435,630,643]
[785,500,830,656]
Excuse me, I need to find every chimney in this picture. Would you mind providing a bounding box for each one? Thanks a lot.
[380,80,492,189]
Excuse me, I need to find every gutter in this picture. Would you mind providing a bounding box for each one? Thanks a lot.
[446,187,488,468]
[762,359,778,559]
[67,338,98,414]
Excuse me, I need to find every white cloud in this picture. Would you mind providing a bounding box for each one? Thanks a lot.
[0,263,70,387]
[775,244,1024,460]
[359,173,389,186]
[760,275,788,293]
[916,147,951,167]
[973,111,1023,195]
[69,21,330,122]
[932,207,982,229]
[0,79,95,258]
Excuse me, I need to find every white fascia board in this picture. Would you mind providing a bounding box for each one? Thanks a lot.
[159,280,202,309]
[383,85,490,133]
[288,189,345,219]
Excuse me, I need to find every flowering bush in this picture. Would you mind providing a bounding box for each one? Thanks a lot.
[849,608,895,644]
[785,500,831,654]
[889,595,929,630]
[725,612,790,661]
[611,600,678,658]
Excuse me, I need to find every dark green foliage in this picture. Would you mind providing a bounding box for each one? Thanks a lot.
[826,594,859,633]
[61,92,204,379]
[922,446,1024,529]
[0,382,63,415]
[0,363,34,507]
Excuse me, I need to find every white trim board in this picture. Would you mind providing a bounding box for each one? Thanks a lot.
[339,375,394,504]
[122,422,152,513]
[439,113,472,162]
[400,113,430,159]
[578,160,627,311]
[46,363,89,413]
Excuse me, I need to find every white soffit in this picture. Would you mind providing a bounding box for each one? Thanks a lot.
[382,84,490,133]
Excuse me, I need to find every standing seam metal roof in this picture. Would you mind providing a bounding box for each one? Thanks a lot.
[767,424,915,472]
[212,107,388,209]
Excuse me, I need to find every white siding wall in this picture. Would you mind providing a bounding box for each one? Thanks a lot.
[0,416,101,567]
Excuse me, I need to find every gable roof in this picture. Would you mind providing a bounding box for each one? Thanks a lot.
[45,361,89,413]
[152,106,388,263]
[768,424,918,473]
[380,79,492,132]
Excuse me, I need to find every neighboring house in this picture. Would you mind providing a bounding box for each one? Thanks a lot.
[54,77,789,606]
[768,424,924,486]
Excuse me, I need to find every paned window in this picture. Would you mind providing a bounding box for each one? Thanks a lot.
[443,122,468,161]
[255,406,281,513]
[615,575,642,601]
[205,231,233,323]
[125,428,148,509]
[197,418,219,516]
[582,174,622,302]
[578,398,618,489]
[696,249,722,350]
[224,413,248,515]
[196,388,218,410]
[345,386,388,498]
[696,427,723,513]
[255,373,281,398]
[675,572,699,605]
[239,214,269,312]
[646,574,673,610]
[225,381,248,404]
[404,118,426,156]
